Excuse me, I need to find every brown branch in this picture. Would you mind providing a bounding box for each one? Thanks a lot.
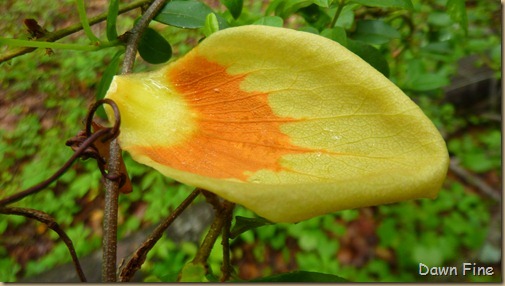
[0,0,152,64]
[101,138,121,282]
[220,201,235,282]
[118,188,202,282]
[0,207,87,282]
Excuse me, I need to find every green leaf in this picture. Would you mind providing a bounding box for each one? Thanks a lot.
[349,0,413,9]
[202,13,220,37]
[265,0,284,15]
[353,20,400,45]
[250,271,348,282]
[138,28,172,64]
[179,262,208,282]
[446,0,468,35]
[106,0,119,41]
[298,26,319,34]
[346,39,390,77]
[313,0,331,7]
[230,216,273,239]
[220,0,243,19]
[404,73,450,91]
[271,0,315,18]
[252,16,284,27]
[321,26,347,46]
[95,50,122,118]
[298,3,331,29]
[155,0,227,29]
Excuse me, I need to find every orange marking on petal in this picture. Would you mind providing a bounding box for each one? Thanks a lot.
[134,54,311,181]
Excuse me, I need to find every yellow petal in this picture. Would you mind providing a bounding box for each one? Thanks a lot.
[105,25,449,223]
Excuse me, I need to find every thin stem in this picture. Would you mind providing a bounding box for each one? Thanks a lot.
[0,38,110,51]
[75,0,100,43]
[118,188,202,282]
[0,0,152,63]
[330,0,347,28]
[192,192,231,268]
[192,210,225,265]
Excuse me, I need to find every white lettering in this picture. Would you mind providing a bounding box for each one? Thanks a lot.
[462,263,494,276]
[419,263,458,276]
[419,263,429,275]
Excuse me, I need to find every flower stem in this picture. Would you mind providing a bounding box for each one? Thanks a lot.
[330,0,347,28]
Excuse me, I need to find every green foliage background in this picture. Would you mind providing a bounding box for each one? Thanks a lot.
[0,0,501,282]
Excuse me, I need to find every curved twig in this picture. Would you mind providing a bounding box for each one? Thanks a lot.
[0,207,87,282]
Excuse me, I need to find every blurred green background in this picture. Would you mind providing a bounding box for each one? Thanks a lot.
[0,0,501,282]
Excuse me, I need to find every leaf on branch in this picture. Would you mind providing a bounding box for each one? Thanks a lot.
[352,20,401,45]
[155,0,228,29]
[138,28,172,64]
[202,13,220,37]
[220,0,243,19]
[230,216,273,239]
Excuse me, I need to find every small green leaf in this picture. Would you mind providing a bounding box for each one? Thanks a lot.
[265,0,284,15]
[252,16,284,27]
[95,50,123,118]
[230,216,273,239]
[349,0,413,9]
[272,0,315,18]
[220,0,243,19]
[106,0,119,41]
[202,13,220,37]
[321,26,347,46]
[250,271,348,282]
[155,1,227,29]
[138,28,172,64]
[313,0,331,7]
[298,26,319,34]
[298,3,331,29]
[346,39,390,77]
[404,73,450,91]
[353,20,400,45]
[179,262,207,282]
[446,0,468,35]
